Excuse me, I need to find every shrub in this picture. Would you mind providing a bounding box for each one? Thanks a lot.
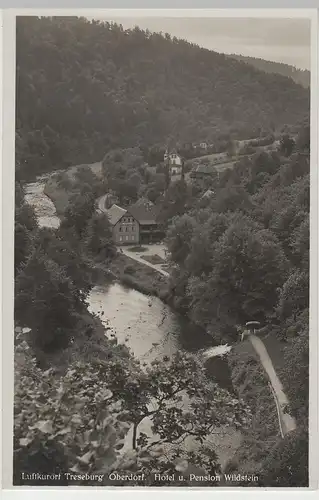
[14,340,130,485]
[124,265,136,275]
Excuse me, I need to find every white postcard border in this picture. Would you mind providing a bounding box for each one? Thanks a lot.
[1,6,318,499]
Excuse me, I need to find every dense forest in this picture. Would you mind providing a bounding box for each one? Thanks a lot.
[165,125,310,485]
[16,16,309,179]
[229,54,310,88]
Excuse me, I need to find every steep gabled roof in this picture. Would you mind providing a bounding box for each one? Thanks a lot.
[105,204,127,225]
[202,189,215,198]
[128,199,159,225]
[131,197,154,208]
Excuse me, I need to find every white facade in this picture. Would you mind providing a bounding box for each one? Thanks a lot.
[170,164,183,176]
[164,150,182,166]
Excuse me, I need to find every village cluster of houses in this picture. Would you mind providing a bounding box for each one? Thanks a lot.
[164,144,210,168]
[103,149,184,246]
[104,137,281,245]
[103,144,214,246]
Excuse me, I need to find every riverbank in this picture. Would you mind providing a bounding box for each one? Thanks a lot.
[28,301,132,376]
[107,253,171,301]
[105,250,295,477]
[43,177,72,215]
[121,245,170,277]
[43,161,103,215]
[28,175,173,307]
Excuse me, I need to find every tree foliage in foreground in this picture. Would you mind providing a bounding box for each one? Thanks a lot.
[15,252,80,351]
[260,430,308,487]
[14,339,251,485]
[83,213,116,262]
[14,343,126,484]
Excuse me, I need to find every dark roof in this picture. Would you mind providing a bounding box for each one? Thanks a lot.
[201,189,215,198]
[128,199,159,225]
[105,204,127,225]
[193,164,217,175]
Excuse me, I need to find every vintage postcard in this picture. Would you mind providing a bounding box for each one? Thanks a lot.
[1,7,318,495]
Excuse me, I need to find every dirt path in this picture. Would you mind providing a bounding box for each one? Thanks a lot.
[249,334,296,436]
[121,248,169,277]
[96,194,108,213]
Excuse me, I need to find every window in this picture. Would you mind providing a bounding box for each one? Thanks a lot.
[125,236,129,241]
[119,227,122,232]
[125,227,128,232]
[119,236,123,242]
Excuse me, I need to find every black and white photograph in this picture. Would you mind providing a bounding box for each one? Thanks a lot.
[7,9,315,490]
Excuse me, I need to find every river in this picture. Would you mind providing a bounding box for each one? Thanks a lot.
[24,175,60,229]
[23,177,242,467]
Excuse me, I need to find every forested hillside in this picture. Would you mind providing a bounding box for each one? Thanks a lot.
[229,54,310,88]
[14,15,310,486]
[165,125,310,485]
[16,16,309,179]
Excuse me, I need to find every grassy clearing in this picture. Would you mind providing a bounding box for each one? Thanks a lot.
[214,160,237,172]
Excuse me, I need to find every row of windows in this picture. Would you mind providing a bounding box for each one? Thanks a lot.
[119,235,136,242]
[122,217,134,223]
[119,226,136,232]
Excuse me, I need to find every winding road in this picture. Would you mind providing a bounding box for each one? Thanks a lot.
[121,247,170,277]
[96,194,108,213]
[248,333,296,437]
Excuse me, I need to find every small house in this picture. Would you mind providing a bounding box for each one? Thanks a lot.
[105,200,164,245]
[201,189,215,199]
[164,149,182,166]
[190,164,219,179]
[164,148,183,176]
[128,199,165,244]
[105,204,139,245]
